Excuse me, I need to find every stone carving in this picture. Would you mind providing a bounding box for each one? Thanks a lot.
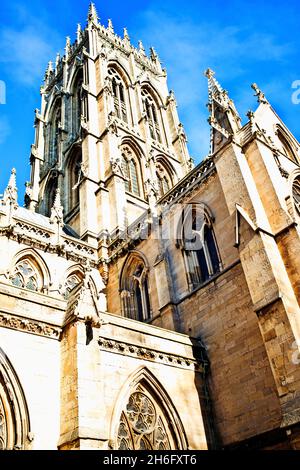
[0,313,61,339]
[98,336,204,372]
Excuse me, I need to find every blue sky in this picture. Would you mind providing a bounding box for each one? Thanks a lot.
[0,1,299,199]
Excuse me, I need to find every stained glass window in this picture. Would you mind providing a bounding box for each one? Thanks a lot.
[117,387,174,450]
[11,259,39,291]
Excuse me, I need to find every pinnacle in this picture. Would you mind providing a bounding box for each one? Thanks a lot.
[87,2,99,23]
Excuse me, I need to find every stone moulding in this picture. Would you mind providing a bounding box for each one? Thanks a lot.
[98,336,206,372]
[0,312,62,340]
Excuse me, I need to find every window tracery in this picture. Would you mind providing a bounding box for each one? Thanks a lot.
[108,68,128,123]
[141,89,162,143]
[116,386,173,450]
[11,259,39,291]
[120,255,151,322]
[180,206,221,290]
[121,146,141,197]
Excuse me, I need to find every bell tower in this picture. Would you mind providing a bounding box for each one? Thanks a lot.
[27,3,193,244]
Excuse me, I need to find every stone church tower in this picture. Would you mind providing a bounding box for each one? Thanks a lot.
[1,2,300,450]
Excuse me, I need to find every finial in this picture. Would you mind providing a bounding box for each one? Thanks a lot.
[55,53,60,67]
[108,19,114,32]
[77,23,82,43]
[87,2,99,23]
[123,28,130,41]
[138,40,146,55]
[204,68,215,79]
[150,47,158,61]
[50,188,64,225]
[3,168,18,208]
[246,110,255,120]
[65,36,71,59]
[251,83,268,104]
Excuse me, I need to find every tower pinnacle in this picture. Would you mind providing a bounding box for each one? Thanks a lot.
[87,2,99,24]
[204,68,241,154]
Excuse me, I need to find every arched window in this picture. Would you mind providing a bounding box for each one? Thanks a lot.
[121,145,141,197]
[11,258,39,291]
[48,102,61,166]
[141,89,162,143]
[115,379,183,450]
[0,349,31,450]
[72,70,83,137]
[67,148,82,213]
[277,129,298,163]
[179,205,221,290]
[64,272,83,299]
[44,176,58,217]
[108,68,127,123]
[156,162,172,197]
[120,254,151,322]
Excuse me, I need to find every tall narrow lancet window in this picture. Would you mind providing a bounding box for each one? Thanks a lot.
[141,89,162,143]
[120,254,151,322]
[108,68,127,123]
[121,145,141,197]
[72,69,83,137]
[179,205,221,290]
[67,148,82,212]
[49,101,62,166]
[156,162,172,197]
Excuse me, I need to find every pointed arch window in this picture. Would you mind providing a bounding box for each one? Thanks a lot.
[64,272,83,299]
[72,69,83,137]
[116,382,180,450]
[108,68,128,123]
[277,129,298,163]
[0,349,31,450]
[156,162,172,197]
[121,146,141,197]
[141,89,162,143]
[67,148,82,212]
[180,206,221,290]
[11,259,39,291]
[48,102,61,166]
[45,177,58,218]
[121,255,151,322]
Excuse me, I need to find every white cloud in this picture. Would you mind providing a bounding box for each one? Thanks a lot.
[0,6,61,86]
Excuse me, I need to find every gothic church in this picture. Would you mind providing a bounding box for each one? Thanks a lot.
[1,3,300,450]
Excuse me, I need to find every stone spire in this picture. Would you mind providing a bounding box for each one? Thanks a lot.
[87,2,99,23]
[204,68,241,154]
[3,168,18,208]
[251,83,269,105]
